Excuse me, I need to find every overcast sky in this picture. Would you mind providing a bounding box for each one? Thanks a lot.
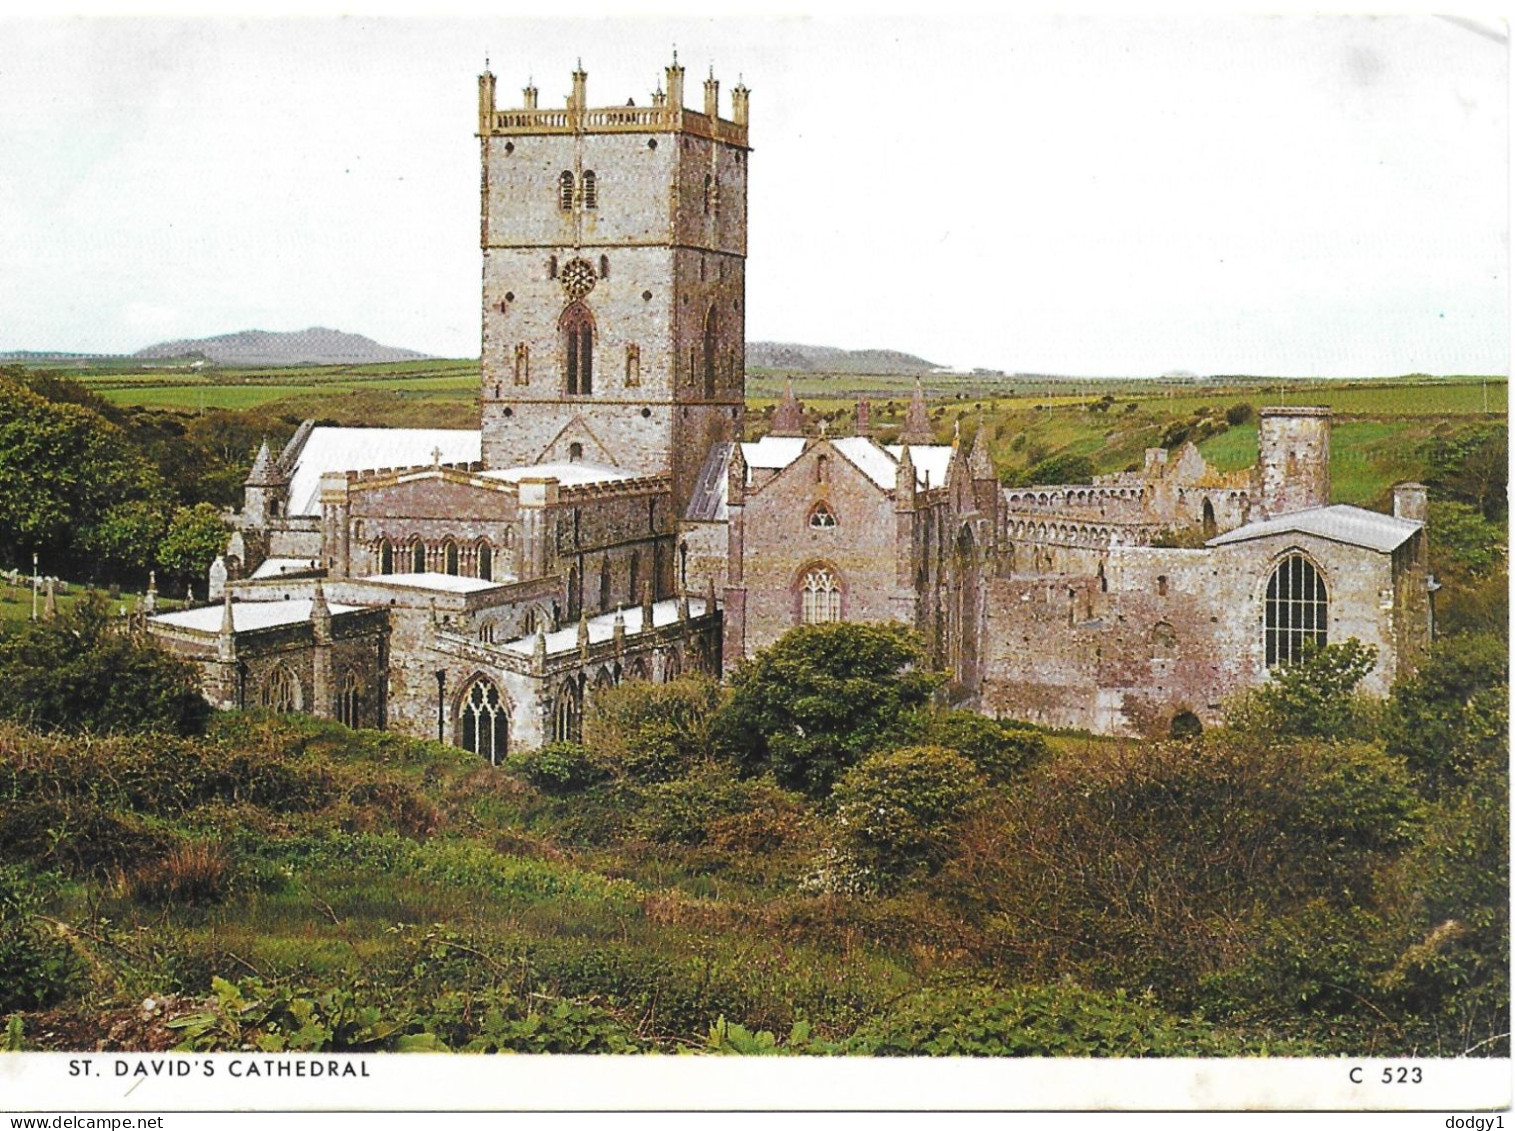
[0,14,1506,375]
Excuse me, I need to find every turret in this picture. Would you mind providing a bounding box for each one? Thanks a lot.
[703,68,719,119]
[898,378,934,445]
[727,441,748,506]
[665,55,685,110]
[570,61,587,112]
[1393,482,1429,523]
[895,445,917,508]
[769,379,805,437]
[731,80,750,127]
[243,440,289,527]
[477,69,496,131]
[968,422,998,514]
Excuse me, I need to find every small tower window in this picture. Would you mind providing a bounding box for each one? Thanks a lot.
[625,343,641,387]
[599,557,610,611]
[599,254,609,279]
[514,342,530,385]
[444,540,459,576]
[702,305,718,398]
[582,170,597,209]
[560,302,595,395]
[410,539,426,573]
[558,171,574,211]
[703,173,713,214]
[569,442,583,462]
[477,542,493,581]
[378,539,394,575]
[548,255,558,279]
[628,550,640,606]
[1157,575,1168,596]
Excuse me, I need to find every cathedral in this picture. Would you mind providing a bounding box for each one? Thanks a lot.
[148,58,1435,755]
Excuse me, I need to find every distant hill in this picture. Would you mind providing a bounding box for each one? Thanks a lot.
[748,341,938,374]
[133,327,428,367]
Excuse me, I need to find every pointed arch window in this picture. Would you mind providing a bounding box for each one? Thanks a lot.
[625,343,641,387]
[702,305,718,398]
[1265,553,1328,667]
[800,566,842,624]
[336,670,361,728]
[514,342,530,386]
[261,664,301,713]
[378,539,394,575]
[599,557,611,612]
[582,170,597,210]
[628,550,641,606]
[460,677,508,765]
[558,171,574,211]
[553,683,581,743]
[410,539,426,574]
[443,540,459,576]
[561,303,595,395]
[477,542,493,581]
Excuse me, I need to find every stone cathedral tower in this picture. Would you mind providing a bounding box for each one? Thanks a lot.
[476,59,750,516]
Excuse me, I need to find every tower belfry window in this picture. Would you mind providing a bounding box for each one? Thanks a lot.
[558,171,574,211]
[561,303,595,395]
[702,305,717,398]
[582,170,597,209]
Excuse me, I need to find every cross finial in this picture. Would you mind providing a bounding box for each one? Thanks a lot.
[672,44,678,65]
[432,445,442,465]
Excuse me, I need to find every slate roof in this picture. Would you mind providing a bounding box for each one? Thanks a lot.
[151,598,362,634]
[285,427,482,515]
[1207,504,1421,553]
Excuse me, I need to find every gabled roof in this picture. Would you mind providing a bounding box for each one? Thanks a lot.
[1206,504,1421,554]
[151,597,362,634]
[285,427,482,516]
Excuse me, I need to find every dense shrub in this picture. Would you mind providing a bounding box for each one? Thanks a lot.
[713,623,941,797]
[583,676,724,782]
[830,746,984,888]
[937,737,1420,1002]
[0,798,176,879]
[0,865,88,1013]
[0,595,210,736]
[1387,634,1507,798]
[1229,638,1379,741]
[844,982,1232,1057]
[508,741,611,795]
[910,710,1046,784]
[630,768,806,849]
[118,840,232,907]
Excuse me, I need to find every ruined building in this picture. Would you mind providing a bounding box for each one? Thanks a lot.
[149,59,1434,750]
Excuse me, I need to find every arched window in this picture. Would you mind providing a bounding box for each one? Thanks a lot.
[561,303,595,395]
[567,565,581,621]
[800,566,842,624]
[599,557,611,612]
[816,455,829,485]
[514,342,530,386]
[548,255,558,279]
[1265,553,1328,667]
[1202,498,1217,539]
[569,441,583,462]
[558,171,574,210]
[628,550,640,606]
[702,305,717,398]
[443,540,459,576]
[477,542,493,581]
[1151,621,1177,661]
[460,677,508,765]
[478,621,496,644]
[663,649,682,682]
[261,664,301,713]
[553,683,580,743]
[410,539,426,574]
[521,607,537,637]
[378,539,393,575]
[809,503,837,529]
[336,670,361,728]
[582,170,597,210]
[598,254,609,279]
[625,343,641,387]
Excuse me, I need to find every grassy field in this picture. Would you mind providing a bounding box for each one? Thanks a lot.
[0,580,180,623]
[14,356,1506,504]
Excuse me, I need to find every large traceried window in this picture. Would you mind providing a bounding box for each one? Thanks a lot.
[800,566,842,624]
[460,677,508,765]
[1264,553,1328,667]
[561,303,595,395]
[553,683,581,743]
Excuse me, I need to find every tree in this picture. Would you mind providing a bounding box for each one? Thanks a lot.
[80,498,170,577]
[0,593,210,735]
[1426,502,1506,583]
[158,502,230,583]
[1425,425,1507,521]
[0,376,168,571]
[1386,634,1508,798]
[712,623,941,797]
